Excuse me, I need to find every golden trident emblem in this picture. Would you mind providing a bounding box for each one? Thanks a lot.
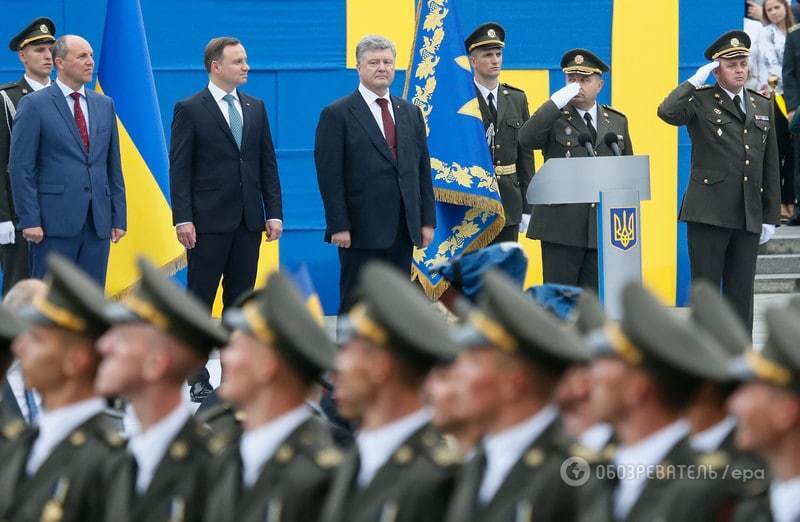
[613,209,636,249]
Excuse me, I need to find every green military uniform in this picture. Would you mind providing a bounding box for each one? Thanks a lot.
[0,303,25,453]
[519,49,633,290]
[0,17,56,295]
[657,30,780,331]
[0,254,126,522]
[465,23,534,242]
[100,258,229,522]
[445,270,589,522]
[320,262,461,522]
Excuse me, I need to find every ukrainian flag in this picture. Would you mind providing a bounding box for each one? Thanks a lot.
[97,0,183,296]
[288,263,325,326]
[405,0,505,299]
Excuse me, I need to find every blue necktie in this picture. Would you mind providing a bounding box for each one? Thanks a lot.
[223,93,242,149]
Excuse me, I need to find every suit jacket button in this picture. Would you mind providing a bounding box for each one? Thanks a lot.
[745,144,750,150]
[84,187,90,192]
[744,176,748,182]
[590,203,596,208]
[745,160,750,165]
[744,129,748,134]
[703,178,709,184]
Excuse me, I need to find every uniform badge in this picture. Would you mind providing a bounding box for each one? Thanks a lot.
[169,440,188,460]
[69,430,87,446]
[575,54,584,64]
[41,500,63,522]
[717,127,723,137]
[714,108,721,114]
[731,37,740,47]
[755,114,769,121]
[40,24,49,34]
[502,89,508,95]
[394,445,414,464]
[611,207,637,251]
[276,444,294,463]
[316,447,343,468]
[524,448,545,467]
[487,29,497,38]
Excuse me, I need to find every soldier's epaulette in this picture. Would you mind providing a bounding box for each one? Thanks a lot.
[1,418,25,440]
[694,84,713,90]
[0,81,17,92]
[601,104,627,118]
[747,88,770,100]
[790,22,800,33]
[696,450,729,470]
[501,82,525,93]
[569,442,600,464]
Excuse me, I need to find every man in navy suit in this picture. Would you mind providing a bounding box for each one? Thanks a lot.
[315,35,436,313]
[9,35,126,286]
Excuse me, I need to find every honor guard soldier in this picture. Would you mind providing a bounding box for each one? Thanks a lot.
[519,49,633,290]
[96,258,229,522]
[0,18,56,294]
[657,30,780,333]
[464,23,534,243]
[0,254,125,522]
[728,307,800,522]
[444,270,589,522]
[204,272,341,522]
[580,283,738,522]
[0,303,27,450]
[320,262,461,522]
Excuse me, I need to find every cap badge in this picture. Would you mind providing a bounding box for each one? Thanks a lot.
[575,54,584,65]
[487,29,496,38]
[40,24,49,34]
[731,37,740,47]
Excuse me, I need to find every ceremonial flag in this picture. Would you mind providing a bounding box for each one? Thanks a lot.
[97,0,184,296]
[288,263,325,326]
[405,0,505,299]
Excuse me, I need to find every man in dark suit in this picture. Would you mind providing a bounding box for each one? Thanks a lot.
[465,23,534,243]
[657,30,780,332]
[0,18,55,294]
[170,36,282,311]
[9,35,126,286]
[519,49,633,290]
[781,21,800,225]
[315,35,435,313]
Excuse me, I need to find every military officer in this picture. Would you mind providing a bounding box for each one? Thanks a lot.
[96,258,229,522]
[657,30,780,333]
[319,262,460,522]
[728,307,800,521]
[444,270,589,522]
[204,271,341,522]
[519,49,633,290]
[580,282,735,522]
[0,254,125,522]
[0,18,56,294]
[464,23,534,243]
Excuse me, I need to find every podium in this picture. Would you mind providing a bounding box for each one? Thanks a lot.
[526,155,651,319]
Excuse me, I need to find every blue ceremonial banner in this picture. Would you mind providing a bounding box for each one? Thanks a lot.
[404,0,505,299]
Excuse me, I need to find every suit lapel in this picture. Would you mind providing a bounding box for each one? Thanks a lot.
[565,104,591,136]
[474,86,492,131]
[446,449,484,522]
[743,91,756,128]
[714,84,745,122]
[348,91,395,165]
[49,83,87,154]
[86,90,100,155]
[624,437,692,521]
[323,447,360,522]
[201,88,239,150]
[238,91,255,154]
[17,76,34,96]
[0,429,35,513]
[391,95,410,167]
[496,86,508,129]
[595,105,611,147]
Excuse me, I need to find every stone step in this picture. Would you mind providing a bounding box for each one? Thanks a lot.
[760,229,800,255]
[756,253,800,274]
[754,273,800,293]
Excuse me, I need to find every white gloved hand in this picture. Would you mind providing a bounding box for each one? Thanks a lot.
[519,213,531,233]
[550,82,581,109]
[759,224,776,245]
[688,61,720,88]
[0,221,15,245]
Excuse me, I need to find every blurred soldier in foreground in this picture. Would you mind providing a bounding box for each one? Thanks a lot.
[204,272,341,522]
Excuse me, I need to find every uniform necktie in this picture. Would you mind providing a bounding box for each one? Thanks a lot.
[487,92,498,124]
[24,389,38,424]
[223,93,243,149]
[376,98,396,159]
[584,112,597,143]
[732,94,745,120]
[69,92,89,152]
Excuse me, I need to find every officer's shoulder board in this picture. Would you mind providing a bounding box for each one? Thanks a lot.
[694,84,713,91]
[790,22,800,33]
[0,81,18,92]
[500,82,525,94]
[746,88,770,101]
[601,104,627,119]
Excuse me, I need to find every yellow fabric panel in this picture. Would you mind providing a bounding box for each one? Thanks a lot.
[104,113,184,296]
[500,69,550,287]
[612,0,679,303]
[346,0,415,69]
[211,237,279,317]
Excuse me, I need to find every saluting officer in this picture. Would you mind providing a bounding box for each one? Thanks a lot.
[657,30,780,332]
[96,258,229,522]
[464,23,534,243]
[0,18,56,294]
[519,49,633,290]
[320,262,461,522]
[204,272,341,522]
[0,255,125,522]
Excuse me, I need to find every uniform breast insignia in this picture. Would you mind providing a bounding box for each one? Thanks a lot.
[611,207,637,251]
[41,477,70,522]
[315,447,343,469]
[524,448,545,468]
[717,128,723,137]
[169,440,189,461]
[755,115,769,121]
[393,445,414,465]
[714,108,722,114]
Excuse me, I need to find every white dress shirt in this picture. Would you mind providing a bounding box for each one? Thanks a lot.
[5,361,40,423]
[613,419,690,520]
[207,80,243,125]
[720,85,747,115]
[575,103,599,133]
[690,416,737,454]
[579,422,614,454]
[240,405,311,487]
[474,80,500,109]
[770,477,800,522]
[357,83,394,139]
[26,397,105,475]
[128,404,191,494]
[356,408,430,487]
[479,405,559,504]
[55,77,89,128]
[24,75,50,92]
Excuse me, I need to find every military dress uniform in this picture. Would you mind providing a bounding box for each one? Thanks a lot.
[0,303,26,455]
[657,30,780,331]
[519,49,633,290]
[465,23,534,243]
[445,270,589,522]
[0,18,56,295]
[0,254,126,522]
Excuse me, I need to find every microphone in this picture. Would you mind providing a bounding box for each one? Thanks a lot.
[578,133,595,157]
[604,132,623,156]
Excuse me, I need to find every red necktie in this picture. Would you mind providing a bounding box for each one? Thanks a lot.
[376,98,396,159]
[70,92,89,152]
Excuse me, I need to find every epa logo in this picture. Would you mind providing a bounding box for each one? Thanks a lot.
[560,456,591,487]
